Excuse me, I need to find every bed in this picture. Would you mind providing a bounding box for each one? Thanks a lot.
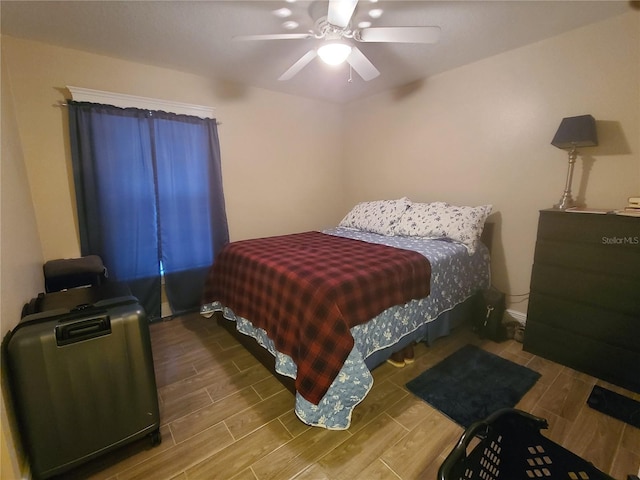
[200,198,493,429]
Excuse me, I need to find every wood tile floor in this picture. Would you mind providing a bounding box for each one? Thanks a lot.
[61,312,640,480]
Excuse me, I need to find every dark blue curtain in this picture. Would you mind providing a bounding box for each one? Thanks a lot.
[68,102,228,321]
[153,112,228,315]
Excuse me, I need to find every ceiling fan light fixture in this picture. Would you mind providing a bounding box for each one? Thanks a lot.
[317,42,352,65]
[272,7,292,18]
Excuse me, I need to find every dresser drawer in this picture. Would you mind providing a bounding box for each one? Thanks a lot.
[537,210,640,245]
[533,239,640,278]
[527,292,639,352]
[523,320,640,393]
[530,263,640,316]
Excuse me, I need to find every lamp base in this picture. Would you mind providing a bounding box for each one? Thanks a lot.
[554,147,578,210]
[554,193,575,210]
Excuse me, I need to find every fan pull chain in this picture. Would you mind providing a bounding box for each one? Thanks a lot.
[348,64,353,83]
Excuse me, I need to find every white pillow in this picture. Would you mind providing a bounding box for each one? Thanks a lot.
[339,197,412,235]
[434,203,492,254]
[394,202,492,254]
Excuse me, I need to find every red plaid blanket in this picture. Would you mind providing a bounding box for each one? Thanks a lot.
[202,231,431,404]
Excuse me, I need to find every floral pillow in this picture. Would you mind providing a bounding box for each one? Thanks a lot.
[394,202,492,254]
[393,202,449,238]
[339,197,412,235]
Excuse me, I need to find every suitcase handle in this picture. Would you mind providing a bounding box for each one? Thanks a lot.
[55,315,111,346]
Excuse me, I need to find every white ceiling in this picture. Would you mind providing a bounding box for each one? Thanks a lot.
[1,1,633,104]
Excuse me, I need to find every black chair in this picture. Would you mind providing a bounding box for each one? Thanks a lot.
[438,408,615,480]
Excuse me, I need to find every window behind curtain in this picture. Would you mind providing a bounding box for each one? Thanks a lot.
[68,102,229,321]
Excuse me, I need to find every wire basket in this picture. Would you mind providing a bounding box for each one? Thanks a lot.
[438,409,615,480]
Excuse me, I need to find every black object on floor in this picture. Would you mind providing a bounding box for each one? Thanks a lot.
[406,344,541,427]
[587,385,640,429]
[438,408,616,480]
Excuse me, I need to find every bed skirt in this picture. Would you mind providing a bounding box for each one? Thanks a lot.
[209,291,481,428]
[363,291,480,369]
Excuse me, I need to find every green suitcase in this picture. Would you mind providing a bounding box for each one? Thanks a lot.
[4,290,161,479]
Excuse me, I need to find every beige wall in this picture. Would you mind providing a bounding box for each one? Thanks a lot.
[343,12,640,314]
[1,43,44,479]
[1,36,346,261]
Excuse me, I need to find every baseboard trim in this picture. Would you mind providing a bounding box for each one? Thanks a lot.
[505,308,527,325]
[161,302,172,318]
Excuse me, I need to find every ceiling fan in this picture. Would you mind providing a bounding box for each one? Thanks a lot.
[234,0,441,81]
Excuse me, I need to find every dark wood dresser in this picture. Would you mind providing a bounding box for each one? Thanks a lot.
[523,209,640,393]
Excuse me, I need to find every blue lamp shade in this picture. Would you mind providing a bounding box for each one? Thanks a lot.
[551,114,598,149]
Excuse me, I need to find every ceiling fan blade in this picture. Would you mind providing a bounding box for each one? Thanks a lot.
[234,33,313,41]
[327,0,358,28]
[346,47,380,81]
[358,26,441,44]
[279,50,318,81]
